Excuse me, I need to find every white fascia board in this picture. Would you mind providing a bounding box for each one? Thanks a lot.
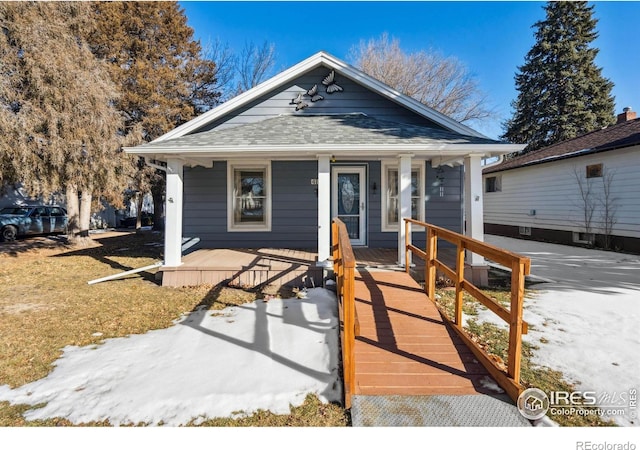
[152,50,492,143]
[125,146,525,167]
[126,143,524,155]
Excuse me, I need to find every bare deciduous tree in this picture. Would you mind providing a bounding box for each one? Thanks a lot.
[573,166,597,242]
[599,169,617,250]
[202,38,237,103]
[349,33,494,124]
[572,165,618,249]
[236,41,276,94]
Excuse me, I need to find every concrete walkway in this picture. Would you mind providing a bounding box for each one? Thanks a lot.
[485,235,640,292]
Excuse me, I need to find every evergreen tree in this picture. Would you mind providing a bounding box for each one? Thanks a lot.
[0,2,129,242]
[85,1,221,229]
[502,2,615,152]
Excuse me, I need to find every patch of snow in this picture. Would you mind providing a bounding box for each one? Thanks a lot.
[485,235,640,427]
[479,376,504,394]
[0,288,341,426]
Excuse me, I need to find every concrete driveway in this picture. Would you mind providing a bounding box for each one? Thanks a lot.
[484,235,639,426]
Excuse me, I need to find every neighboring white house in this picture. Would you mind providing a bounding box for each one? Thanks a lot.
[483,108,640,253]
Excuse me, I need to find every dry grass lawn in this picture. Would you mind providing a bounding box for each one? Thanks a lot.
[0,231,348,426]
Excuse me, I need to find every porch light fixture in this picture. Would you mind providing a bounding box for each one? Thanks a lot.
[331,155,336,163]
[435,167,445,197]
[371,181,377,194]
[435,167,445,184]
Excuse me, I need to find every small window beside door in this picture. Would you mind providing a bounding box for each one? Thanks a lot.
[381,161,424,231]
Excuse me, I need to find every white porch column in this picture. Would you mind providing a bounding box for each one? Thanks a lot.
[397,154,412,266]
[317,155,331,266]
[164,158,184,267]
[463,155,488,284]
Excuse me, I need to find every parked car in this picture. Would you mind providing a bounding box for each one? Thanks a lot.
[0,205,68,242]
[119,212,153,228]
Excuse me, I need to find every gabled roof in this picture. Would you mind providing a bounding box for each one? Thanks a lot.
[484,118,640,174]
[152,51,488,142]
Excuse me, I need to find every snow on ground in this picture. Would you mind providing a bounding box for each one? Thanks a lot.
[0,288,341,426]
[484,236,640,427]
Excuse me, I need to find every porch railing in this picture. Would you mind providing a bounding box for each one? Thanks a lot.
[404,218,531,402]
[331,218,358,409]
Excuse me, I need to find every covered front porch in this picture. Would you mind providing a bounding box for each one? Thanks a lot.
[157,151,492,287]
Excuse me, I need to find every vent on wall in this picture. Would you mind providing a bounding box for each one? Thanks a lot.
[519,226,532,236]
[573,232,595,244]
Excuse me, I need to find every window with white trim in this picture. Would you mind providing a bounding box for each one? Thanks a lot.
[381,161,424,231]
[227,162,271,232]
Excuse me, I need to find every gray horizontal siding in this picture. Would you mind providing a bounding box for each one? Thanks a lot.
[183,161,318,249]
[425,162,463,233]
[183,159,462,251]
[368,161,462,249]
[195,66,445,133]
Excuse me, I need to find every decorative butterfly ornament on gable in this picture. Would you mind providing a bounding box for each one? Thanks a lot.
[322,70,343,94]
[305,84,324,102]
[290,92,308,111]
[290,70,343,111]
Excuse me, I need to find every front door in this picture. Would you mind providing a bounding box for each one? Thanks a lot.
[332,167,366,246]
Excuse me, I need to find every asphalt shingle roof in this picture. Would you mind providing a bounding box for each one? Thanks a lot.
[137,113,499,151]
[485,118,640,174]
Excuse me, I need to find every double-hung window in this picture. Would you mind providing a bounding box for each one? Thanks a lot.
[227,162,271,232]
[381,161,424,231]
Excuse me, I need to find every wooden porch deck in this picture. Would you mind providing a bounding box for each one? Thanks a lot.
[353,269,497,396]
[160,248,323,288]
[159,247,441,288]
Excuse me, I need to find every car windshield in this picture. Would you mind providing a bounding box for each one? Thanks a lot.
[0,207,30,216]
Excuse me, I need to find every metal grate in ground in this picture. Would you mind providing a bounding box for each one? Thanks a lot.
[351,394,532,427]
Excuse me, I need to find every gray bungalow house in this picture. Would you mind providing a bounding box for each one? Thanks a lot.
[125,51,523,285]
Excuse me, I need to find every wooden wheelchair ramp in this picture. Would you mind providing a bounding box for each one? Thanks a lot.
[351,269,529,426]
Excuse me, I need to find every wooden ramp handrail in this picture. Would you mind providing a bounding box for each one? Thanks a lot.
[331,218,358,409]
[404,218,531,402]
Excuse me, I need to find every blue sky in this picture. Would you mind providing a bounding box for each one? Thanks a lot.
[179,1,640,139]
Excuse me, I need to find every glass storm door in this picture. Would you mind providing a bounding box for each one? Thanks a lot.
[332,167,366,246]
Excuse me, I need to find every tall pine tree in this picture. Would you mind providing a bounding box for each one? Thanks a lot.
[502,2,615,152]
[0,2,129,242]
[85,1,221,229]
